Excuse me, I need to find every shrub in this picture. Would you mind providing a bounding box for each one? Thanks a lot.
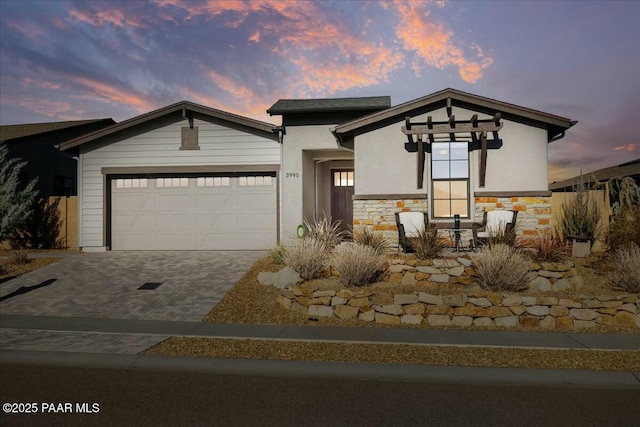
[481,226,519,249]
[556,174,601,242]
[608,243,640,293]
[303,216,345,249]
[530,230,568,262]
[331,242,387,286]
[284,238,330,281]
[470,244,530,291]
[351,226,389,255]
[409,223,446,259]
[268,244,287,265]
[9,250,29,265]
[10,197,63,249]
[607,204,640,251]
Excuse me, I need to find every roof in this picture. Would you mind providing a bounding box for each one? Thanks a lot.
[60,101,279,151]
[267,96,391,115]
[549,159,640,191]
[0,119,115,141]
[332,88,576,143]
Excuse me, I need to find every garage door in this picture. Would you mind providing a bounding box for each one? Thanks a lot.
[111,175,277,250]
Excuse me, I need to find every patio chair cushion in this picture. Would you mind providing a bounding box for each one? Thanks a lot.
[485,210,515,235]
[397,211,426,237]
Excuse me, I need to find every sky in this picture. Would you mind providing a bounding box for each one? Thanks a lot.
[1,0,638,182]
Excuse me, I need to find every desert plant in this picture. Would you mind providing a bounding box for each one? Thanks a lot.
[284,238,330,281]
[608,243,640,293]
[530,230,568,262]
[303,216,345,249]
[605,176,640,215]
[10,197,63,249]
[606,204,640,251]
[331,242,387,286]
[409,223,446,259]
[9,249,29,265]
[0,143,39,241]
[268,244,287,265]
[469,244,531,291]
[556,174,601,243]
[481,225,519,249]
[351,226,389,255]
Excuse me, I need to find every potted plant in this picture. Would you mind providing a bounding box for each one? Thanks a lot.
[557,173,601,257]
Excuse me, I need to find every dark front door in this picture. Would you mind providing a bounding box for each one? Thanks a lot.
[331,170,354,234]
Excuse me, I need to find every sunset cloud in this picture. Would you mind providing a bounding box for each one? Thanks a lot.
[614,143,638,152]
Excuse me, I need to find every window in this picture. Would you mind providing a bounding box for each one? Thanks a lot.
[54,176,74,196]
[238,176,272,186]
[431,142,469,218]
[115,178,148,189]
[156,177,188,188]
[196,177,230,187]
[333,171,354,187]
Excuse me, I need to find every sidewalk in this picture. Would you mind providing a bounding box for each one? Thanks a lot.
[1,314,639,387]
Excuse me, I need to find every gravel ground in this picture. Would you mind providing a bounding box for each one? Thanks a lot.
[143,337,640,371]
[0,257,61,283]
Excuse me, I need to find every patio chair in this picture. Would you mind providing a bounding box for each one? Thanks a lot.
[472,210,518,248]
[394,211,429,253]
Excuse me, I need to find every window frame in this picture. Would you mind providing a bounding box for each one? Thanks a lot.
[430,141,470,219]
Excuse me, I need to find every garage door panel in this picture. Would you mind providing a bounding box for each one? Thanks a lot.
[112,175,276,250]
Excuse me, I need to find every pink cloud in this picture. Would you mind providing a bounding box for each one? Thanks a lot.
[69,7,144,28]
[68,76,155,112]
[393,1,493,83]
[17,98,86,121]
[614,143,638,152]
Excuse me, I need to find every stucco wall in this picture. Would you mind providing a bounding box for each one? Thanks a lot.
[78,118,280,250]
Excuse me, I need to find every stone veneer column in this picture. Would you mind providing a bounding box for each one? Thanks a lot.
[474,195,552,241]
[352,197,428,248]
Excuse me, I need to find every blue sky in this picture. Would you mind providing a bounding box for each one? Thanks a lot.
[1,0,638,182]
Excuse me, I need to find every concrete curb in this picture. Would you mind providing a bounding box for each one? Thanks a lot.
[2,350,639,388]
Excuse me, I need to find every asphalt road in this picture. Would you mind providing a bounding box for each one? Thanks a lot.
[1,364,639,427]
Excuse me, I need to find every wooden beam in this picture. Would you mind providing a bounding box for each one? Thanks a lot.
[417,135,425,189]
[493,112,501,125]
[405,116,414,144]
[401,121,502,135]
[449,115,456,141]
[471,114,478,127]
[446,97,452,118]
[479,131,487,188]
[427,116,433,129]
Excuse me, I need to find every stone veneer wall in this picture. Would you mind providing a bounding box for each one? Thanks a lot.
[352,194,552,248]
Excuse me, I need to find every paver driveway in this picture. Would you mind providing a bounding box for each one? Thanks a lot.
[0,251,263,322]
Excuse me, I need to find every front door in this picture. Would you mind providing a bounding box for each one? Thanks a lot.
[331,169,354,234]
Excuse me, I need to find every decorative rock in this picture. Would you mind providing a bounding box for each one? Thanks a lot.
[308,296,332,306]
[502,295,522,306]
[307,305,333,317]
[521,297,537,306]
[433,259,460,268]
[570,275,584,289]
[619,303,638,313]
[555,316,573,330]
[358,309,375,322]
[573,320,596,329]
[418,293,443,305]
[583,299,605,308]
[468,297,492,307]
[452,316,473,327]
[526,272,538,282]
[602,300,624,308]
[257,271,275,286]
[372,304,404,315]
[552,279,570,291]
[569,308,598,321]
[331,296,348,306]
[449,276,476,286]
[442,294,468,307]
[388,264,415,273]
[349,297,371,307]
[291,302,307,315]
[426,305,453,315]
[416,266,442,274]
[276,295,292,309]
[334,305,359,320]
[401,314,424,325]
[453,306,512,318]
[520,316,540,327]
[473,317,494,327]
[596,314,614,326]
[596,308,618,316]
[457,257,472,267]
[394,293,418,305]
[537,270,564,279]
[536,296,558,306]
[447,266,465,277]
[313,290,336,298]
[527,305,550,316]
[388,273,403,284]
[401,272,417,286]
[539,315,556,329]
[559,298,582,308]
[296,296,310,306]
[291,286,312,297]
[495,316,519,327]
[550,306,569,317]
[613,312,637,328]
[530,277,551,292]
[428,314,452,326]
[509,305,527,316]
[487,293,502,305]
[262,266,302,289]
[415,272,428,280]
[371,292,394,305]
[375,312,401,325]
[404,303,426,315]
[430,274,450,283]
[336,289,354,298]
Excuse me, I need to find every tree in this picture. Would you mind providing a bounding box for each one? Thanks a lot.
[0,143,38,241]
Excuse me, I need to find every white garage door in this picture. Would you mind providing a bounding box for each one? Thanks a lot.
[111,175,277,250]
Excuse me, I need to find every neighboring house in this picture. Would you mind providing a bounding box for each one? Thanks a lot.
[60,89,576,252]
[1,119,116,197]
[549,159,640,192]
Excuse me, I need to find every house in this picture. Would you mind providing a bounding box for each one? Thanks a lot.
[549,159,640,192]
[1,119,115,197]
[60,89,576,252]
